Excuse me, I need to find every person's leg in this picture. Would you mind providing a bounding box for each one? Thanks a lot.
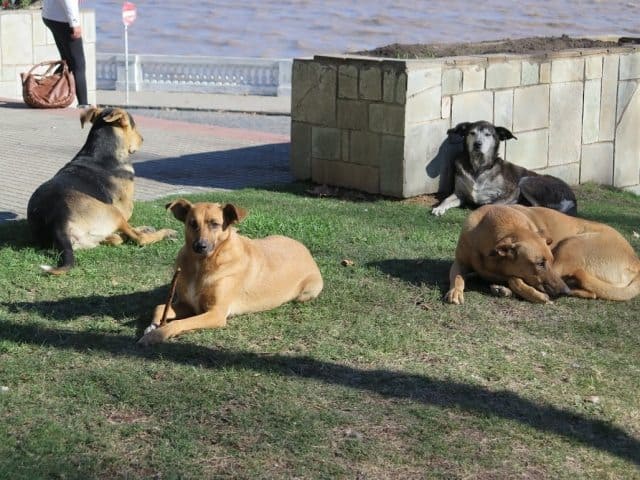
[42,18,88,105]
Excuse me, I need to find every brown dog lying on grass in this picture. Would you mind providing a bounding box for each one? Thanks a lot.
[445,204,640,304]
[138,199,324,345]
[27,107,176,275]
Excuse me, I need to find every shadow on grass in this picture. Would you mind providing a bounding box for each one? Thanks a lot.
[0,219,33,250]
[1,287,166,332]
[368,258,451,293]
[0,321,638,466]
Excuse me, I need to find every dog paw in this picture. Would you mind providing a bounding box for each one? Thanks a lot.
[490,285,512,297]
[162,229,179,240]
[143,323,158,335]
[431,206,446,217]
[138,327,166,346]
[444,288,464,304]
[134,225,157,234]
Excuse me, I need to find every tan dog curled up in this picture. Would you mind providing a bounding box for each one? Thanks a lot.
[446,204,640,304]
[139,199,323,345]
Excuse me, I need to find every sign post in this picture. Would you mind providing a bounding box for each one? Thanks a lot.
[122,2,137,105]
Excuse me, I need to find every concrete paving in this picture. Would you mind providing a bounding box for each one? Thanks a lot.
[0,94,292,222]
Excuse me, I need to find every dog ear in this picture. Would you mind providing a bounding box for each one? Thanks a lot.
[222,204,248,229]
[496,127,517,141]
[490,239,518,259]
[80,107,103,128]
[447,122,471,137]
[165,198,192,223]
[102,108,131,128]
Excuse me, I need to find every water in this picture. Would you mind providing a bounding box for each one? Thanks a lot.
[94,0,640,58]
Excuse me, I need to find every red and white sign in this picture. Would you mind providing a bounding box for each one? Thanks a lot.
[122,2,137,26]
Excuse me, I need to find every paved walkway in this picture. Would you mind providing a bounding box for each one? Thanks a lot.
[0,96,292,222]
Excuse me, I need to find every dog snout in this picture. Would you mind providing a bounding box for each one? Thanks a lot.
[543,276,571,298]
[192,238,210,254]
[472,141,482,150]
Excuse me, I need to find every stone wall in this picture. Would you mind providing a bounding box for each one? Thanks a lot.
[291,43,640,197]
[0,9,96,105]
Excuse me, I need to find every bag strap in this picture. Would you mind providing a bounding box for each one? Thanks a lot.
[26,60,68,77]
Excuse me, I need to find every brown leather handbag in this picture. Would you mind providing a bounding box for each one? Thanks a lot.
[21,60,76,109]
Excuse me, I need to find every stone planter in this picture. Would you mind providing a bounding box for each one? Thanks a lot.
[290,40,640,197]
[0,8,96,104]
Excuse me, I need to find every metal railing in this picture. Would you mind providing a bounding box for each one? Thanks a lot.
[96,53,293,96]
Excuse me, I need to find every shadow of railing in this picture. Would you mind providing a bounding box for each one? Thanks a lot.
[0,318,637,466]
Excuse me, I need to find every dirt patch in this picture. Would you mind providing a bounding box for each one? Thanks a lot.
[355,35,637,58]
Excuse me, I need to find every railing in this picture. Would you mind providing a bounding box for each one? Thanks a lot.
[96,53,293,96]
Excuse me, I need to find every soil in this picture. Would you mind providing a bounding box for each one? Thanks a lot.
[355,34,638,58]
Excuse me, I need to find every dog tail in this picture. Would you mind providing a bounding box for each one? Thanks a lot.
[575,269,640,301]
[40,228,75,275]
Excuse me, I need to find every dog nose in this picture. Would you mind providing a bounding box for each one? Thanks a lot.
[473,141,482,150]
[192,239,208,254]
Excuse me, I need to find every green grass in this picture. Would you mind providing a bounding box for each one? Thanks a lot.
[1,183,639,479]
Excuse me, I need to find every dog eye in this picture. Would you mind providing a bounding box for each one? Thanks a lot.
[536,259,546,268]
[189,219,199,230]
[207,221,219,229]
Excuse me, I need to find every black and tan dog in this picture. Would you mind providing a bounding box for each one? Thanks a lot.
[432,120,577,217]
[445,204,640,304]
[138,199,323,345]
[27,107,176,275]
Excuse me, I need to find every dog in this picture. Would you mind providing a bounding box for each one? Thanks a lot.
[432,120,577,217]
[27,107,176,275]
[138,199,324,345]
[445,204,640,304]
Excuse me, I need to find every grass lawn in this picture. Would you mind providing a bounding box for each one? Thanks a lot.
[0,183,639,479]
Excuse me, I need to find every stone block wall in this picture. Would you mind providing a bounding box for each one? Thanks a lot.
[291,43,640,197]
[0,9,96,105]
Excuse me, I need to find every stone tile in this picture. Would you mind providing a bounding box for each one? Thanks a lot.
[370,103,405,136]
[291,60,337,126]
[521,61,539,85]
[406,85,442,124]
[581,142,613,185]
[494,89,513,130]
[350,130,381,167]
[1,12,33,64]
[551,58,584,83]
[619,52,640,80]
[311,126,341,160]
[312,158,379,193]
[32,12,49,46]
[441,96,451,119]
[582,79,601,144]
[290,121,312,179]
[359,64,382,101]
[513,84,549,132]
[442,68,462,95]
[81,10,96,44]
[0,65,18,82]
[383,68,406,104]
[406,66,441,96]
[341,130,350,162]
[617,80,638,123]
[549,82,584,166]
[84,42,96,91]
[462,65,485,91]
[599,54,619,141]
[505,129,548,170]
[0,81,19,98]
[486,61,521,89]
[451,91,493,127]
[33,44,61,64]
[539,62,551,83]
[614,86,640,187]
[379,134,405,197]
[338,64,358,99]
[405,119,449,196]
[337,99,368,130]
[534,163,579,186]
[585,55,603,79]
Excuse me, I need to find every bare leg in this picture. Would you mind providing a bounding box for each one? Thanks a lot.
[508,277,551,304]
[445,259,468,304]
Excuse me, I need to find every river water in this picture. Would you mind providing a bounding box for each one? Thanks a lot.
[94,0,640,58]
